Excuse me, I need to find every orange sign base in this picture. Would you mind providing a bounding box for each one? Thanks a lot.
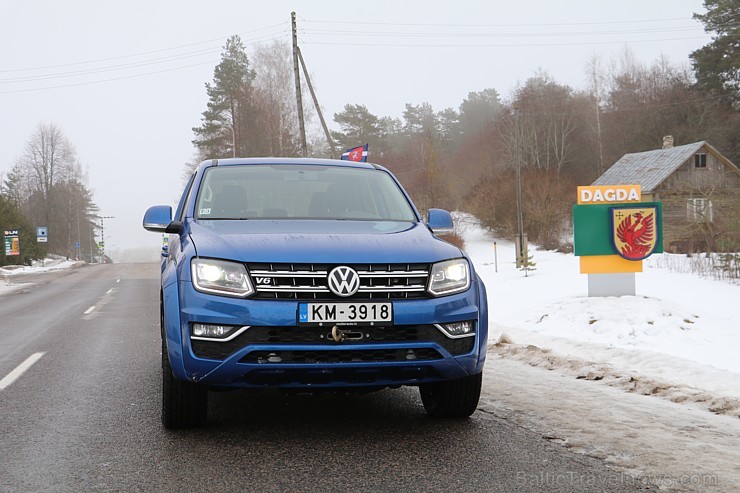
[579,255,643,274]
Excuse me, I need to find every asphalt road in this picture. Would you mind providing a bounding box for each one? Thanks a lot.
[0,263,653,492]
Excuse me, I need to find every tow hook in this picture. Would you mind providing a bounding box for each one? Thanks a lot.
[330,326,364,342]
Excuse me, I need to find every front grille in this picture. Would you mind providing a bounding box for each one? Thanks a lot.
[190,325,475,360]
[240,348,442,364]
[247,263,430,300]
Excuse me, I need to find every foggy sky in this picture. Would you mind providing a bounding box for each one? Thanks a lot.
[0,0,710,257]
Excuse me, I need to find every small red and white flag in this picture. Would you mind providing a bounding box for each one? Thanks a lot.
[340,144,368,162]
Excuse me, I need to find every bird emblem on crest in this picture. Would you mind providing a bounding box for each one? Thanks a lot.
[610,207,658,260]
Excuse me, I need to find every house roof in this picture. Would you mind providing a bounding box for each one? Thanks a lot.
[593,141,707,192]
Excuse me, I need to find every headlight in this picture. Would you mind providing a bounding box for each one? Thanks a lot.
[191,258,254,298]
[428,258,470,296]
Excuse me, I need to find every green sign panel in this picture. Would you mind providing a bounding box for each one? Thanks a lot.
[573,202,663,256]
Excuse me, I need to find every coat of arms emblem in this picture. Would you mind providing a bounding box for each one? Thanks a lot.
[610,206,658,260]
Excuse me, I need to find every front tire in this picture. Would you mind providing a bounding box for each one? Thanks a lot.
[161,343,208,429]
[160,300,208,429]
[420,372,482,418]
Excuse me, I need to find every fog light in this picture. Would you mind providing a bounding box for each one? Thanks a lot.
[436,321,475,338]
[192,323,234,339]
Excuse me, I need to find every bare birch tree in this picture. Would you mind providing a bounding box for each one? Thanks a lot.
[252,40,316,156]
[507,72,579,174]
[16,123,79,226]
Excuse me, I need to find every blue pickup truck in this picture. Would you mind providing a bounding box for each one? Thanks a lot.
[143,158,488,428]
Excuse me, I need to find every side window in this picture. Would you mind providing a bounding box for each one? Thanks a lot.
[687,197,713,223]
[174,172,197,221]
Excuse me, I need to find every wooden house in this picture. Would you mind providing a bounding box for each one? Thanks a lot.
[593,137,740,252]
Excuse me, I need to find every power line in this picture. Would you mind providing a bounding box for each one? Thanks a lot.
[0,59,218,94]
[300,26,703,38]
[301,17,702,28]
[0,47,218,84]
[298,15,715,51]
[0,30,289,84]
[0,23,289,74]
[302,36,709,48]
[0,32,290,93]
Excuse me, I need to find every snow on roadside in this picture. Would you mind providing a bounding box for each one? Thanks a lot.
[0,259,84,296]
[456,213,740,415]
[479,358,740,492]
[0,258,81,276]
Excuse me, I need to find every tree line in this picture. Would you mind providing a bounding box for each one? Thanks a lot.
[1,123,98,266]
[189,0,737,251]
[5,3,732,266]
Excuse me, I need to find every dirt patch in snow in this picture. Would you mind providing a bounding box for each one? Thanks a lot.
[480,357,740,492]
[489,339,740,419]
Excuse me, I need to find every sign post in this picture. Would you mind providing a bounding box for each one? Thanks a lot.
[573,185,663,297]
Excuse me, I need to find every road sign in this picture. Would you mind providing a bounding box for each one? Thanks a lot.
[36,226,48,243]
[577,185,641,205]
[573,203,663,257]
[572,185,664,297]
[4,229,20,256]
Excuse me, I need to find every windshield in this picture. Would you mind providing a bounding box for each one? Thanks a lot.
[195,165,417,221]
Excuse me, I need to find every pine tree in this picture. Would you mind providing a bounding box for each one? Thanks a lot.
[518,250,537,276]
[331,104,381,151]
[0,195,44,266]
[690,0,739,107]
[192,35,256,158]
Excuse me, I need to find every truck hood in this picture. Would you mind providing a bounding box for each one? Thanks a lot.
[187,219,462,264]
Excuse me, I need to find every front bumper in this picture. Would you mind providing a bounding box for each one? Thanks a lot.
[164,279,488,389]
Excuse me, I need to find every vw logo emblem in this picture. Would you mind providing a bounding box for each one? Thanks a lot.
[327,266,360,297]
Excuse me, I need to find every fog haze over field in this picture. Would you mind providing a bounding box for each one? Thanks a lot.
[0,1,711,258]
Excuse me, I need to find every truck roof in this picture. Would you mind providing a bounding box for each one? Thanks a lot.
[199,157,379,171]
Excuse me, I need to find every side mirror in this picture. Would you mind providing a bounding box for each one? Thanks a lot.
[427,208,454,235]
[143,205,174,233]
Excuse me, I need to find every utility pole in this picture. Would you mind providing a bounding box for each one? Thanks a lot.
[76,202,81,261]
[230,124,236,158]
[89,223,94,263]
[297,46,336,159]
[588,58,605,174]
[99,216,115,262]
[514,107,526,273]
[291,12,308,157]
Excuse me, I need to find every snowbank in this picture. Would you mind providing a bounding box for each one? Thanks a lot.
[0,259,84,296]
[458,213,740,415]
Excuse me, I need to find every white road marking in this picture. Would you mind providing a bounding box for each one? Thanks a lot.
[0,352,45,390]
[83,288,116,319]
[116,279,120,283]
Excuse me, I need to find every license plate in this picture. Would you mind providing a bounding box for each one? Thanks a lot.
[298,302,393,325]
